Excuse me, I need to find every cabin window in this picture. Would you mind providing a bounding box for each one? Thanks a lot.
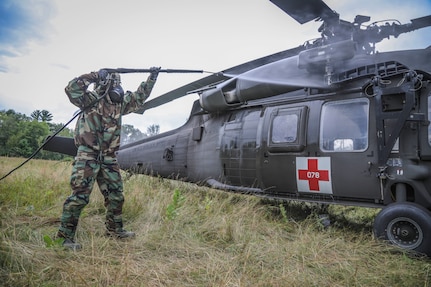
[268,106,307,152]
[272,114,298,143]
[320,98,369,152]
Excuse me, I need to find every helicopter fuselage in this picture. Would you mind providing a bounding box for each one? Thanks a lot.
[117,47,431,209]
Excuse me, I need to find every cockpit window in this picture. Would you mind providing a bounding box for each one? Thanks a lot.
[320,98,369,152]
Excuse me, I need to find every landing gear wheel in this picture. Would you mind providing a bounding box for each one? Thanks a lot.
[373,202,431,256]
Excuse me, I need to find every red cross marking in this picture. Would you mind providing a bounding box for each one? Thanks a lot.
[298,158,330,191]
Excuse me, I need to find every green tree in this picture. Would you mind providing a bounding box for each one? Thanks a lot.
[48,122,74,137]
[31,109,53,122]
[146,124,160,137]
[30,110,42,121]
[121,124,145,145]
[0,110,30,156]
[0,109,73,160]
[6,120,49,158]
[40,110,53,122]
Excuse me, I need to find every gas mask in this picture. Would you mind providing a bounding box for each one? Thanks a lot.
[107,73,124,103]
[109,85,124,103]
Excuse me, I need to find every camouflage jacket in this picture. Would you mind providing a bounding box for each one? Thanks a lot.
[65,74,156,155]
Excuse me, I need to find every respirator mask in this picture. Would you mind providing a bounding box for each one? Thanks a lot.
[107,73,124,103]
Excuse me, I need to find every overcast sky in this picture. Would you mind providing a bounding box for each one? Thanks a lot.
[1,0,430,133]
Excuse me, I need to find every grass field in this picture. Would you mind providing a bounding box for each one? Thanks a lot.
[0,156,430,286]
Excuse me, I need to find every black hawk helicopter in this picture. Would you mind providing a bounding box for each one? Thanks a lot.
[44,0,431,256]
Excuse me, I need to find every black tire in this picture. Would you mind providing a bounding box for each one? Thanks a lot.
[373,202,431,257]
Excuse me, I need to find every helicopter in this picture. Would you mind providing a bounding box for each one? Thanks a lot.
[43,0,431,256]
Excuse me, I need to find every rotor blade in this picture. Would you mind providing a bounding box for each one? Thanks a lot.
[270,0,338,24]
[135,45,305,114]
[42,136,77,156]
[409,15,431,30]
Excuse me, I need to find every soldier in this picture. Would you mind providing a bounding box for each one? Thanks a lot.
[57,67,160,250]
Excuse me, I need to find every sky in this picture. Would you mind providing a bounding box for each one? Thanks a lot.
[1,0,431,133]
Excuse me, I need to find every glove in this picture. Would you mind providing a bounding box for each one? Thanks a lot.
[78,72,98,83]
[149,66,161,81]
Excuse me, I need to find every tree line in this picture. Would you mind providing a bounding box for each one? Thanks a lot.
[0,109,159,160]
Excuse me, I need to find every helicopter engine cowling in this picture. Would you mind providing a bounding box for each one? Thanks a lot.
[199,76,300,112]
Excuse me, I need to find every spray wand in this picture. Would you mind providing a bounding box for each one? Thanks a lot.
[102,68,205,74]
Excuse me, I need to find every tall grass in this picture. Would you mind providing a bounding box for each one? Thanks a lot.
[0,156,430,286]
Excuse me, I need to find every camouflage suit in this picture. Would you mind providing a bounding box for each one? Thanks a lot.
[57,71,156,241]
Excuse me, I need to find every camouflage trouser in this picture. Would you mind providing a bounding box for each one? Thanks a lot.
[57,147,124,240]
